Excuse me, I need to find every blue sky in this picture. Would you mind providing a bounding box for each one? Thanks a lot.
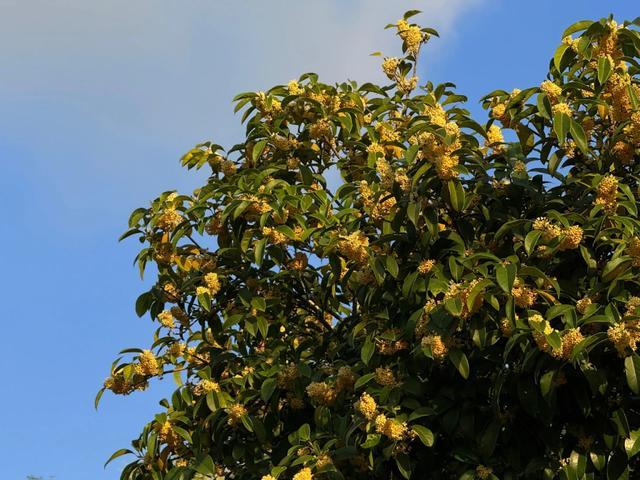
[1,1,637,478]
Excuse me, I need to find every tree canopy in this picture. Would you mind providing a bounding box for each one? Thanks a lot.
[100,12,640,480]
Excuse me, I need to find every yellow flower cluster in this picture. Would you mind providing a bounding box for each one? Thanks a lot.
[241,194,272,216]
[476,465,493,480]
[202,272,221,296]
[444,279,482,319]
[227,403,247,426]
[293,467,313,480]
[336,366,356,391]
[560,328,584,360]
[576,297,592,314]
[397,19,424,56]
[558,225,584,251]
[551,102,572,117]
[382,57,400,79]
[375,367,396,386]
[397,75,419,95]
[511,278,537,308]
[595,175,618,214]
[162,282,180,302]
[134,350,160,376]
[626,297,640,317]
[167,341,186,357]
[612,141,635,164]
[376,158,395,190]
[288,79,303,96]
[608,322,640,357]
[603,73,638,123]
[421,334,448,360]
[418,259,435,274]
[513,160,527,175]
[491,103,507,122]
[309,119,332,139]
[485,125,505,153]
[157,208,183,231]
[158,310,175,329]
[262,226,289,245]
[193,379,221,396]
[500,318,513,337]
[623,112,640,145]
[540,80,563,103]
[254,91,282,115]
[288,252,308,271]
[533,217,562,241]
[355,392,377,420]
[337,231,369,264]
[104,372,146,395]
[374,414,408,441]
[277,364,299,389]
[367,142,385,156]
[306,381,337,406]
[170,306,189,326]
[529,314,561,358]
[157,420,180,449]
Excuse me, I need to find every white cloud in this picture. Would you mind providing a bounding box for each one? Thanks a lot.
[0,0,482,230]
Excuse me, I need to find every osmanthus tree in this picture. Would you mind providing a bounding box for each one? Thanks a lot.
[99,11,640,480]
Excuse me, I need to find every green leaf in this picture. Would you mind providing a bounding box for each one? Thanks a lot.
[405,144,419,164]
[562,20,593,38]
[412,425,435,447]
[496,263,516,293]
[254,238,266,267]
[261,378,278,402]
[104,448,133,467]
[361,337,375,365]
[602,257,632,282]
[386,255,399,278]
[553,44,572,72]
[625,355,640,394]
[569,118,589,154]
[298,423,311,441]
[525,230,542,255]
[448,349,470,379]
[395,453,412,480]
[95,388,105,410]
[354,373,375,390]
[540,370,555,397]
[193,455,216,476]
[546,331,562,351]
[553,112,570,143]
[361,433,381,448]
[252,139,268,163]
[625,430,640,458]
[536,93,552,120]
[447,180,465,212]
[598,55,613,85]
[606,447,628,480]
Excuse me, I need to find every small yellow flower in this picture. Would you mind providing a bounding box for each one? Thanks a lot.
[227,403,247,426]
[157,310,175,329]
[193,379,221,396]
[551,102,572,116]
[375,367,396,386]
[355,392,377,420]
[293,467,313,480]
[418,259,435,274]
[540,80,562,102]
[382,57,400,79]
[134,350,161,376]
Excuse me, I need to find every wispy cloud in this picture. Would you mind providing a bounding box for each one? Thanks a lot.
[0,0,482,233]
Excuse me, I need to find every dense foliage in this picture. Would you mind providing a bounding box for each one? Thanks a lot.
[100,12,640,480]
